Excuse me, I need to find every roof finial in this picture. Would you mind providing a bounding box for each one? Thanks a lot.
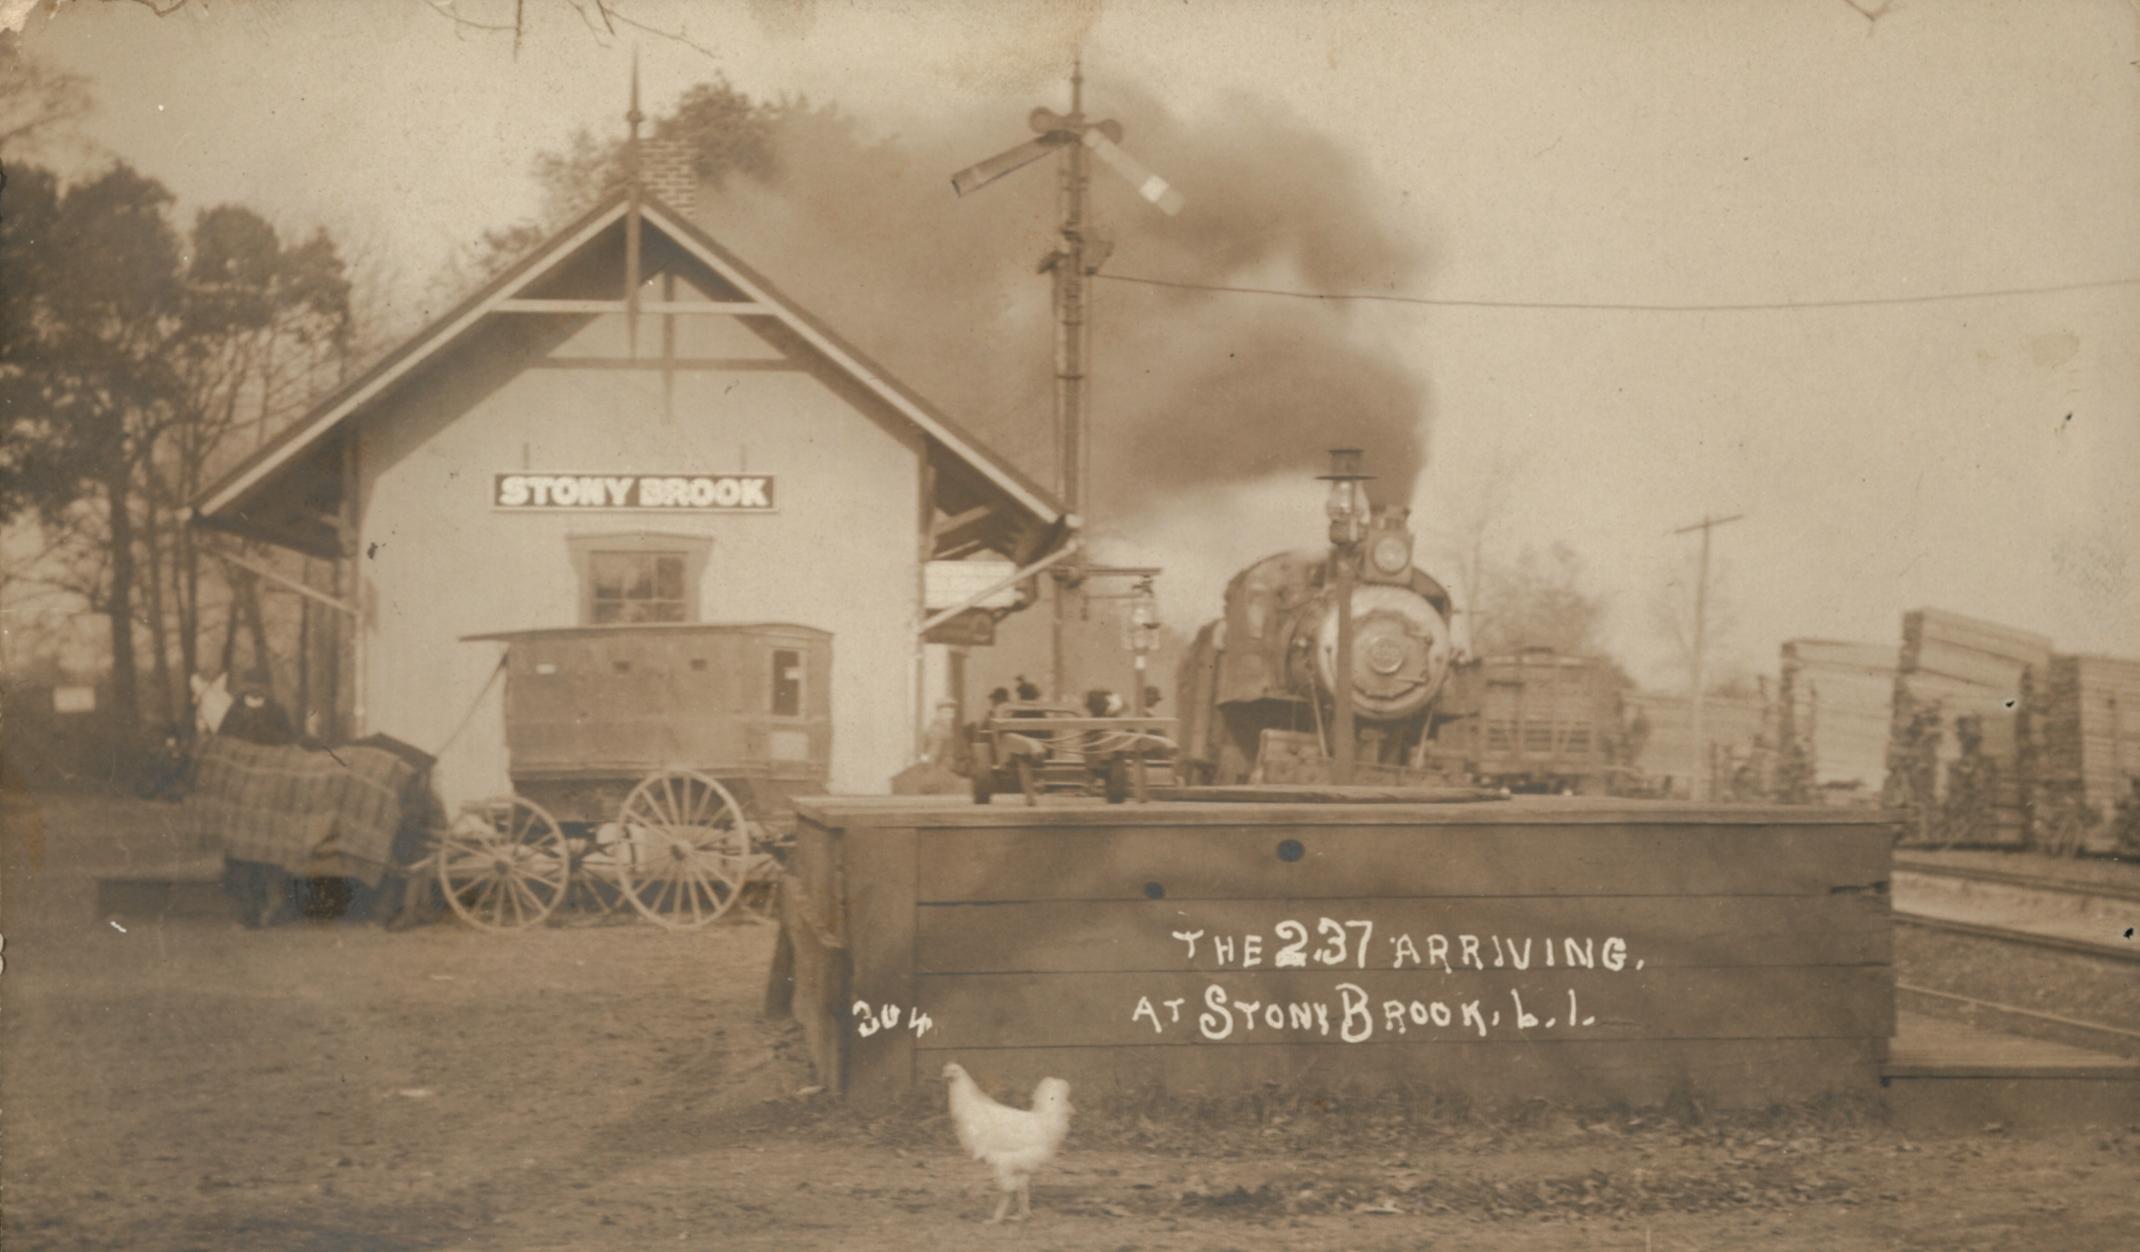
[626,45,644,188]
[625,46,645,354]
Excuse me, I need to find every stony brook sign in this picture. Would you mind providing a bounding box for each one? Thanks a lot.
[493,473,776,512]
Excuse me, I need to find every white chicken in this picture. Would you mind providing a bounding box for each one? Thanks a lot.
[941,1062,1074,1223]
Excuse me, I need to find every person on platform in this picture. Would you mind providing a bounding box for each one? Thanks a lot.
[218,670,297,747]
[216,669,299,928]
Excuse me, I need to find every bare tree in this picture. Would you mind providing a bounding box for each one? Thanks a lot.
[1474,542,1612,660]
[1648,552,1742,695]
[1431,451,1519,654]
[75,0,722,58]
[0,43,93,156]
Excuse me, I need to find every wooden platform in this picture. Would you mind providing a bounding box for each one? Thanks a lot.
[1885,1012,2140,1133]
[777,796,1898,1108]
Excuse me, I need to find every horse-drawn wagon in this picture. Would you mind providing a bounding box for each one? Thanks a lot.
[434,623,832,931]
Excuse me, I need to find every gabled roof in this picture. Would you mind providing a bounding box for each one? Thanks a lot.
[192,189,1067,541]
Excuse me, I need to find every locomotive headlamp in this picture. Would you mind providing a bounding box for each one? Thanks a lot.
[1319,448,1373,548]
[1369,532,1411,576]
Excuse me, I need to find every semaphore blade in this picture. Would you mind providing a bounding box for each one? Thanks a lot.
[1082,130,1185,216]
[951,135,1065,197]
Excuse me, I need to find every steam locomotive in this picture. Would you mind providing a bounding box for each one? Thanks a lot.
[1173,506,1466,785]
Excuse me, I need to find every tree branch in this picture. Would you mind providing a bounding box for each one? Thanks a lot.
[421,0,520,36]
[1839,0,1896,29]
[599,2,721,58]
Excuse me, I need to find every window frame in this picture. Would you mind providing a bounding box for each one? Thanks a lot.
[768,646,806,720]
[566,531,712,627]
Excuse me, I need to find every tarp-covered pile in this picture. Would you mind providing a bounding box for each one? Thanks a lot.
[184,736,427,886]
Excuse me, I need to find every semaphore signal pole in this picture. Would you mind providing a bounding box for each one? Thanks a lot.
[950,58,1183,699]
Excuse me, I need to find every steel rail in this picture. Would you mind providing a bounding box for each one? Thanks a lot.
[1892,911,2139,965]
[1896,982,2140,1047]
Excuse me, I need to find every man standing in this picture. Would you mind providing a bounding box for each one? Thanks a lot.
[218,670,296,747]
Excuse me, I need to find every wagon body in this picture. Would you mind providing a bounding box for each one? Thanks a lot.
[468,622,833,827]
[433,623,833,931]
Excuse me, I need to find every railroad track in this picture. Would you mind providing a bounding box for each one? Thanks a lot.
[1890,912,2140,964]
[1897,983,2140,1059]
[1892,856,2140,905]
[1891,861,2139,965]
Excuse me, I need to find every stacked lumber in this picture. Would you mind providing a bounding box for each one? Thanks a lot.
[1882,609,2048,847]
[1628,690,1772,798]
[2026,654,2140,854]
[1938,714,2025,848]
[1779,640,1896,791]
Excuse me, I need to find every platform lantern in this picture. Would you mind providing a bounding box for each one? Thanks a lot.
[1125,576,1160,717]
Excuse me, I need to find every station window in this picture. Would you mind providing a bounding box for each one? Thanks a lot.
[770,648,803,717]
[589,551,689,623]
[566,533,711,626]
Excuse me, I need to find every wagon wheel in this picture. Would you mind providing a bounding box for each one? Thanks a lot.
[613,770,751,929]
[435,797,570,932]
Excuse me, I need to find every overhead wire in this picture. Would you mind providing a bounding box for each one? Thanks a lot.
[1091,272,2140,313]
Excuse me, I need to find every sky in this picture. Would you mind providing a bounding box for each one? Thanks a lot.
[11,0,2139,689]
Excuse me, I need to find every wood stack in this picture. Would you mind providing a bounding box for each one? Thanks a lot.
[1939,714,2016,847]
[2025,654,2140,854]
[1627,690,1771,798]
[1779,640,1896,798]
[1882,609,2048,847]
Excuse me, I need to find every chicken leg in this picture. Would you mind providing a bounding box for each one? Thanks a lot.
[988,1186,1015,1224]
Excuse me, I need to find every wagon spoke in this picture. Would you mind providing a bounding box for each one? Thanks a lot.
[468,875,499,922]
[510,873,544,917]
[683,858,728,914]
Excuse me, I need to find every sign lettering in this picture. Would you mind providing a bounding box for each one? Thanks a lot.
[1134,916,1647,1042]
[493,473,776,512]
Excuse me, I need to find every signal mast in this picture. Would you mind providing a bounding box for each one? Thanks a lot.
[950,58,1184,698]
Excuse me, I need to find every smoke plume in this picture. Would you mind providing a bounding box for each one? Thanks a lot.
[706,72,1433,527]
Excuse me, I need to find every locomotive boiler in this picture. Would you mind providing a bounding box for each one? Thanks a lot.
[1174,505,1464,785]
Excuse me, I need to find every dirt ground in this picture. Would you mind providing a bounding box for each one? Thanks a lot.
[5,788,2138,1252]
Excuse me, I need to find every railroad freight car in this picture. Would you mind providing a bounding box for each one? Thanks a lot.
[1436,647,1636,794]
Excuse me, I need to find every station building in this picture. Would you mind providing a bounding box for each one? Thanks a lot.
[191,161,1069,811]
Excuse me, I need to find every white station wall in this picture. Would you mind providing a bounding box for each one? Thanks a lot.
[354,314,922,811]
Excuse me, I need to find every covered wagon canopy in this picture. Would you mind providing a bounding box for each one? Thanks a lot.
[185,188,1074,573]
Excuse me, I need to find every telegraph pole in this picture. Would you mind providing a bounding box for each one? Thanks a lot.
[1671,512,1744,802]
